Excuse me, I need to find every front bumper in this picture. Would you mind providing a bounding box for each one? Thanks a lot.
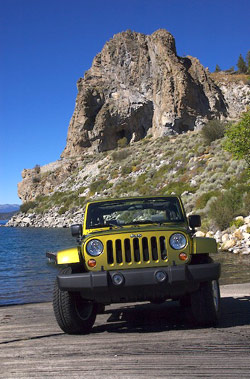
[57,263,221,303]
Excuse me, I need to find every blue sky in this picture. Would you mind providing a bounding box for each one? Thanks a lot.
[1,0,249,204]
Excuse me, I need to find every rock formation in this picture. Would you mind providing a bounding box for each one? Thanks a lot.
[62,29,228,157]
[15,29,250,205]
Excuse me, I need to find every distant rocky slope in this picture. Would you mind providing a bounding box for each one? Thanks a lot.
[0,204,20,213]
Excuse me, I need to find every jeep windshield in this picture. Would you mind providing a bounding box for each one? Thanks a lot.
[86,197,185,229]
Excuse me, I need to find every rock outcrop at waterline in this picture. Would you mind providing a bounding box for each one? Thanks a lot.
[62,29,228,156]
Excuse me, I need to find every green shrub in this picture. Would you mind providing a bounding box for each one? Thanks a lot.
[32,176,41,183]
[201,120,225,145]
[113,178,133,196]
[224,110,250,169]
[110,169,119,179]
[89,179,108,195]
[141,135,153,145]
[112,149,130,161]
[117,137,128,148]
[151,165,169,181]
[58,206,68,215]
[51,191,66,204]
[243,192,250,215]
[135,173,148,188]
[121,165,133,175]
[230,219,244,228]
[20,201,37,213]
[161,181,196,196]
[208,188,243,230]
[195,190,220,210]
[35,205,49,214]
[77,187,87,195]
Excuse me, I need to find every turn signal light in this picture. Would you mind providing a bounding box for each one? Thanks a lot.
[87,259,97,267]
[179,252,188,261]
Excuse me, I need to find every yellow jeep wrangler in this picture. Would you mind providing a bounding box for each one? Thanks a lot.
[47,196,221,334]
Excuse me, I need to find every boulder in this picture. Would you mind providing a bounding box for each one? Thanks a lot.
[221,239,236,251]
[221,233,229,243]
[195,231,205,237]
[233,229,243,240]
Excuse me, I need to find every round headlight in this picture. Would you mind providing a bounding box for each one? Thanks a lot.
[86,239,104,256]
[169,233,187,250]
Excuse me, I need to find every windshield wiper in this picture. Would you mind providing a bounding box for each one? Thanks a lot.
[108,222,123,229]
[128,220,165,226]
[91,223,123,229]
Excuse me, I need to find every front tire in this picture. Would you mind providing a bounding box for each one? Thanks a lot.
[53,267,97,334]
[188,280,220,326]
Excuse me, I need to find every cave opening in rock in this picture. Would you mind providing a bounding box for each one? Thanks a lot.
[116,129,132,146]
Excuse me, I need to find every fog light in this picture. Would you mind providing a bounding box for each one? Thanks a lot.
[87,259,96,267]
[155,271,167,283]
[179,252,188,261]
[112,273,124,286]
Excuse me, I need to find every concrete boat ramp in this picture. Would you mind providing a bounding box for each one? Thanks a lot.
[0,283,250,378]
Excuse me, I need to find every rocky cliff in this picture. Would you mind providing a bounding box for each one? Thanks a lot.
[62,29,228,157]
[15,29,250,206]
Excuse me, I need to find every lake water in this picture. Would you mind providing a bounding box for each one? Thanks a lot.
[0,227,76,306]
[0,227,250,306]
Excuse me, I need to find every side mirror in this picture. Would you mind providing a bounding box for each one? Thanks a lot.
[71,224,83,238]
[188,215,201,229]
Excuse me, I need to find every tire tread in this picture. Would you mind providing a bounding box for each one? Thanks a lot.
[53,267,97,334]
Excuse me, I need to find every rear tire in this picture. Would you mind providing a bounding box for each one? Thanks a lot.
[188,280,220,326]
[53,267,97,334]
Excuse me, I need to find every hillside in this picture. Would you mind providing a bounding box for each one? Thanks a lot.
[7,118,250,254]
[8,128,249,226]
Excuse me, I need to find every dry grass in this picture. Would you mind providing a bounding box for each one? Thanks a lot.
[210,72,249,84]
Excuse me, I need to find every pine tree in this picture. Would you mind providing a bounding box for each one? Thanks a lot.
[214,64,221,72]
[237,54,247,73]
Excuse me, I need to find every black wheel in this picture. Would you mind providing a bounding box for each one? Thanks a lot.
[53,267,97,334]
[188,280,220,326]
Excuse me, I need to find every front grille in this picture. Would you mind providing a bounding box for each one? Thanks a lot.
[106,236,167,266]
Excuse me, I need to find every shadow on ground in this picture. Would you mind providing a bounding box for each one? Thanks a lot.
[92,296,250,334]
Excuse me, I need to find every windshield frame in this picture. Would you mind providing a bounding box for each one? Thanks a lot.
[84,196,187,230]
